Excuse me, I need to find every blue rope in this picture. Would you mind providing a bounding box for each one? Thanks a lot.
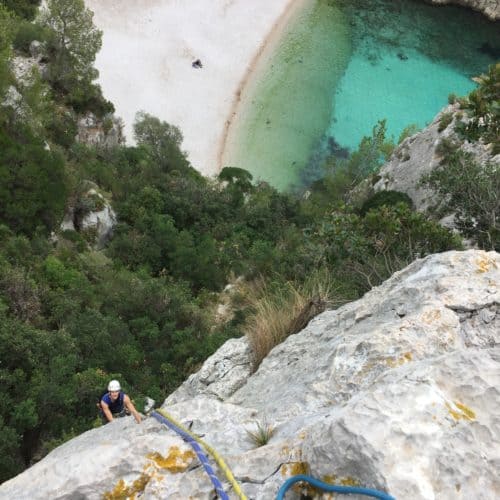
[151,411,229,500]
[276,474,395,500]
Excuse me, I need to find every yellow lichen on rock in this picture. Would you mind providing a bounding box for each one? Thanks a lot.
[323,474,361,487]
[446,401,476,421]
[385,351,413,368]
[103,473,151,500]
[475,256,498,273]
[281,461,314,496]
[102,447,195,499]
[146,446,196,473]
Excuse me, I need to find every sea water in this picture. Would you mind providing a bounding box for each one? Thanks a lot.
[222,1,352,190]
[222,0,499,191]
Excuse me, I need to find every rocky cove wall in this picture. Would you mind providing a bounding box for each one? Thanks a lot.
[426,0,500,20]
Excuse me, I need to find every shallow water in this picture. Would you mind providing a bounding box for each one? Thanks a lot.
[222,1,351,190]
[329,0,499,153]
[222,0,499,191]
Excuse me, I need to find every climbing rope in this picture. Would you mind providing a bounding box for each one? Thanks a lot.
[152,410,394,500]
[151,409,247,500]
[276,474,395,500]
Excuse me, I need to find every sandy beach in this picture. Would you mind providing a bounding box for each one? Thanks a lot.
[84,0,303,177]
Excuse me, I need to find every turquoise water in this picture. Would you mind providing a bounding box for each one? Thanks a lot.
[223,0,500,190]
[328,0,499,154]
[330,50,475,151]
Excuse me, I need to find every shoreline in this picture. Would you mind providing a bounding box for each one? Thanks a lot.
[216,0,308,172]
[84,0,304,178]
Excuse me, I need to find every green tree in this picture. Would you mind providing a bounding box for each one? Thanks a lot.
[39,0,101,78]
[0,123,67,234]
[218,167,254,206]
[38,0,108,114]
[346,119,394,183]
[133,112,190,173]
[0,5,14,95]
[422,150,500,250]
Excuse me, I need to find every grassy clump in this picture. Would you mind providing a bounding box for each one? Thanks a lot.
[438,111,454,132]
[246,420,276,447]
[241,272,340,370]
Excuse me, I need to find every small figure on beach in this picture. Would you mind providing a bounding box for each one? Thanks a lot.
[397,52,408,61]
[192,59,203,69]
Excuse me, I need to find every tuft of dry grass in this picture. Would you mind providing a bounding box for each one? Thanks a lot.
[245,420,275,447]
[241,271,341,370]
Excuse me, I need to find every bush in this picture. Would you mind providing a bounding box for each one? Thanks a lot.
[397,124,419,143]
[454,63,499,152]
[1,0,40,20]
[435,137,460,158]
[45,107,78,148]
[64,80,114,117]
[310,204,462,291]
[421,150,500,250]
[13,20,48,55]
[438,111,453,132]
[359,190,414,216]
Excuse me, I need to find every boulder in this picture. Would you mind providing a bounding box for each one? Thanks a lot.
[60,187,117,250]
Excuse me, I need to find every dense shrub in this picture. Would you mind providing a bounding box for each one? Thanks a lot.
[13,20,48,54]
[0,123,67,234]
[359,190,414,216]
[422,150,500,250]
[0,0,41,20]
[454,63,500,153]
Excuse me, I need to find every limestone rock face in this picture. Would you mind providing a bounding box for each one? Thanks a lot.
[61,187,117,249]
[164,337,253,405]
[1,250,498,499]
[374,104,499,214]
[76,112,124,148]
[427,0,500,19]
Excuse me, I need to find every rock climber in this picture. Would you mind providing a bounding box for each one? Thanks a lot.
[99,379,142,424]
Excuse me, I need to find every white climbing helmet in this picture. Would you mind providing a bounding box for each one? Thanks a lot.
[108,380,121,392]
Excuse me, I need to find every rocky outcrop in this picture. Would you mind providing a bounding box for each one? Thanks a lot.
[61,186,117,249]
[427,0,500,20]
[1,250,498,499]
[76,112,124,148]
[164,337,253,405]
[373,103,499,214]
[11,41,48,82]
